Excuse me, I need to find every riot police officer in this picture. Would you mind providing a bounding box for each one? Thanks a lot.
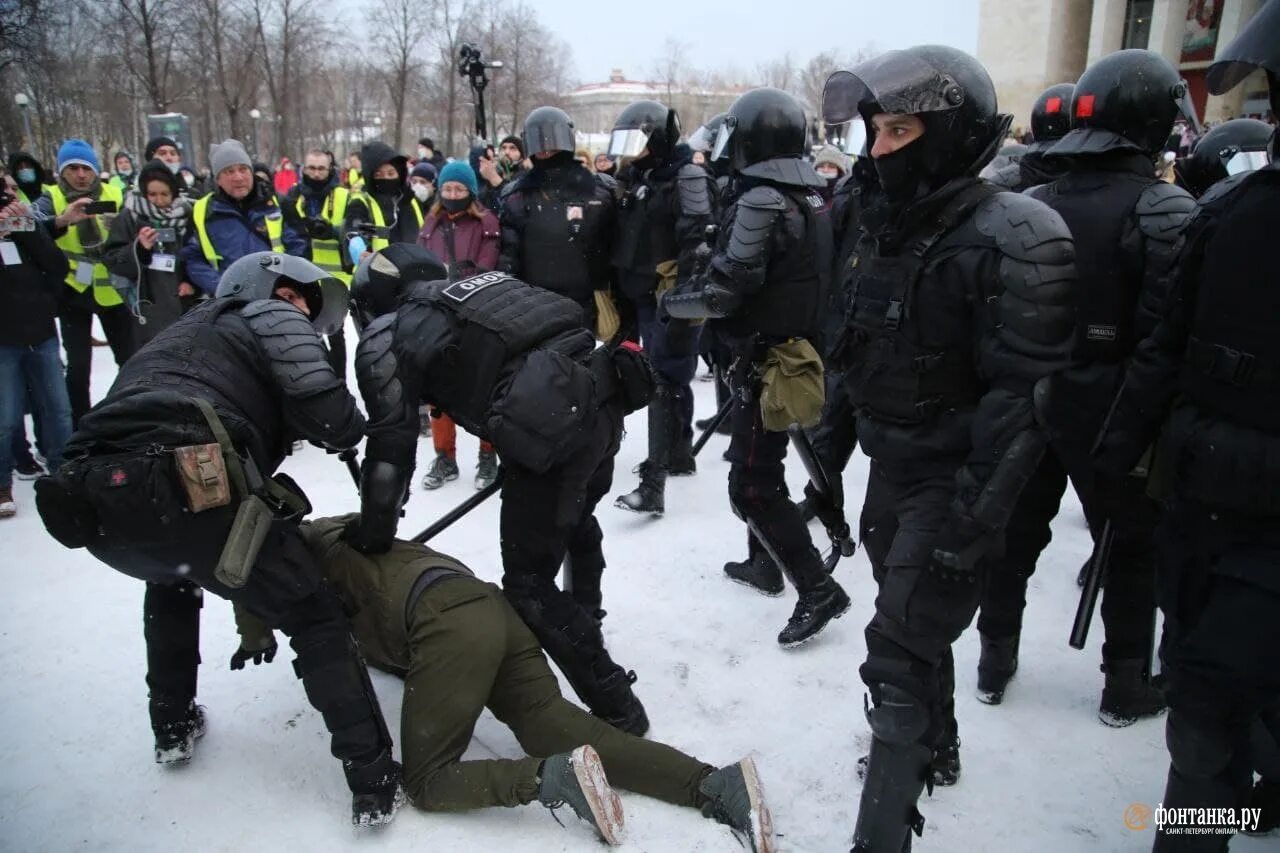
[498,107,618,327]
[1173,117,1273,198]
[983,83,1074,192]
[820,46,1076,849]
[1092,3,1280,847]
[347,258,651,736]
[978,50,1196,720]
[609,100,713,516]
[664,87,852,649]
[33,253,402,827]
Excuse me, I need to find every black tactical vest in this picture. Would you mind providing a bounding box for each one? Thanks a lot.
[1032,166,1154,363]
[77,298,286,463]
[518,185,611,303]
[719,186,830,343]
[402,273,592,436]
[612,171,678,291]
[843,183,996,425]
[1180,169,1280,432]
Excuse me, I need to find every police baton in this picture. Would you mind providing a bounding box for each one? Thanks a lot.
[411,468,504,544]
[787,425,858,572]
[1069,520,1114,649]
[692,395,734,457]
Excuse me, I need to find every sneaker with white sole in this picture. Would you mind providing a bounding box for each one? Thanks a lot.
[537,745,625,845]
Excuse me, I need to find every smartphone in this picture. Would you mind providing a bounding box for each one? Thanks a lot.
[82,200,118,215]
[152,226,178,243]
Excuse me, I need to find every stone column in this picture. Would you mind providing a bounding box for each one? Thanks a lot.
[1203,0,1265,122]
[1148,0,1192,66]
[1087,0,1128,64]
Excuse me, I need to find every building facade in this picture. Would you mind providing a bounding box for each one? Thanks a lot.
[564,70,746,138]
[978,0,1270,130]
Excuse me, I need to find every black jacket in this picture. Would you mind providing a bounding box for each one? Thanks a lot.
[67,298,363,472]
[0,222,69,347]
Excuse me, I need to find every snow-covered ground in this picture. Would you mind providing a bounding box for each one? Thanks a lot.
[1,325,1270,852]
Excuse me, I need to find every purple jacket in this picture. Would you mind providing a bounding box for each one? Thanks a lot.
[417,205,500,279]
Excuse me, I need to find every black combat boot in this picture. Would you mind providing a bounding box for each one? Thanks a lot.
[931,730,962,787]
[152,700,206,765]
[615,389,670,516]
[1099,658,1167,727]
[345,747,405,827]
[668,387,697,475]
[778,577,851,648]
[975,633,1020,705]
[593,664,650,736]
[614,461,665,516]
[724,538,784,596]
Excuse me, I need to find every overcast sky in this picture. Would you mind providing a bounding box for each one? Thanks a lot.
[535,0,981,84]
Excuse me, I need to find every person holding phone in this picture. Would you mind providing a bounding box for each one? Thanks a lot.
[104,159,196,345]
[33,138,134,426]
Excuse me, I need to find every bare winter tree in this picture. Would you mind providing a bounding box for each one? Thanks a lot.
[651,37,688,105]
[109,0,190,112]
[254,0,328,160]
[369,0,429,152]
[196,0,261,142]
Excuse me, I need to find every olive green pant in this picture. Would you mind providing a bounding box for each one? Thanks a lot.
[400,576,714,811]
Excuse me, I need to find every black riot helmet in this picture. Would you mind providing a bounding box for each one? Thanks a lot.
[216,252,350,336]
[1029,83,1075,148]
[688,112,728,155]
[1174,118,1274,198]
[1049,50,1195,157]
[1206,0,1280,155]
[349,243,448,328]
[608,100,680,162]
[523,106,576,156]
[822,45,1012,196]
[712,88,808,173]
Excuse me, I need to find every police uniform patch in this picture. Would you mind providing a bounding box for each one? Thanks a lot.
[441,271,515,303]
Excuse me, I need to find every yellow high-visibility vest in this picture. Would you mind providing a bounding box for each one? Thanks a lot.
[295,186,350,284]
[192,194,285,270]
[47,182,125,307]
[346,167,364,191]
[349,193,425,251]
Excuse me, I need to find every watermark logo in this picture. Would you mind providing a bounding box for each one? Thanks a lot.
[1124,803,1152,831]
[1125,803,1262,835]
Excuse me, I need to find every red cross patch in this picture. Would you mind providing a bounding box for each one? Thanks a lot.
[108,468,129,487]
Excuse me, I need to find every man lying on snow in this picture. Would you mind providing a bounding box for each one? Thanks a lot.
[229,515,774,850]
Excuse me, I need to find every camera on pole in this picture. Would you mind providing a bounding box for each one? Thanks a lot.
[458,43,504,142]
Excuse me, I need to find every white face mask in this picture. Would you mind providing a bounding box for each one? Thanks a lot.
[182,173,195,187]
[418,147,431,160]
[166,161,181,174]
[411,182,434,203]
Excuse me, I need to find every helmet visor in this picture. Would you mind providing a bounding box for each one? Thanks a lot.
[688,124,716,153]
[608,129,650,158]
[1224,149,1270,175]
[524,121,575,156]
[822,52,966,126]
[711,117,736,162]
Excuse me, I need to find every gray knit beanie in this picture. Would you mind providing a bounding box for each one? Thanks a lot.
[209,139,253,177]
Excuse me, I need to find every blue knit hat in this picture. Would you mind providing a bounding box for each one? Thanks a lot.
[438,161,478,196]
[57,138,100,174]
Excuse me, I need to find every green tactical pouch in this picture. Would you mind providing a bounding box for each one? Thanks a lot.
[759,338,826,432]
[215,494,274,589]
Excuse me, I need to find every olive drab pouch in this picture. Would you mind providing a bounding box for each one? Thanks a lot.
[215,494,274,589]
[173,443,232,513]
[759,338,826,432]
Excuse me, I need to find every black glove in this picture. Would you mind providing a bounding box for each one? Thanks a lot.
[928,515,997,585]
[306,218,337,240]
[342,514,392,555]
[230,636,278,670]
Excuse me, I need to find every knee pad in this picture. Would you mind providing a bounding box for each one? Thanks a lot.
[865,683,931,747]
[1167,708,1235,780]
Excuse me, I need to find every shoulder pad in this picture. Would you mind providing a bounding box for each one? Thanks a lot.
[354,315,404,420]
[738,184,788,211]
[973,191,1074,265]
[1134,181,1195,245]
[241,300,341,396]
[985,161,1023,191]
[727,194,782,265]
[677,163,712,216]
[1196,171,1252,209]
